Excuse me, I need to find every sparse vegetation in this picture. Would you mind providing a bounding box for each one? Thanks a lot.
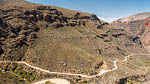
[45,81,55,84]
[146,60,150,65]
[126,81,141,84]
[0,63,55,84]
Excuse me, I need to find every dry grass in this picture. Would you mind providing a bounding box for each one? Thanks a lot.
[25,25,104,74]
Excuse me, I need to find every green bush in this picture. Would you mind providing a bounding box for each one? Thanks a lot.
[22,71,27,78]
[12,65,18,72]
[18,77,24,82]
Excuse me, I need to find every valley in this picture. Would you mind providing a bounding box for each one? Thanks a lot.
[0,0,150,84]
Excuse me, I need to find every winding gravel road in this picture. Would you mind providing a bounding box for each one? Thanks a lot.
[1,53,150,84]
[0,54,134,78]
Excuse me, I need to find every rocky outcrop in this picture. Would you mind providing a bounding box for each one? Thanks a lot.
[116,74,150,84]
[90,14,100,21]
[44,14,54,23]
[36,6,48,10]
[97,22,109,29]
[52,23,64,28]
[0,13,40,60]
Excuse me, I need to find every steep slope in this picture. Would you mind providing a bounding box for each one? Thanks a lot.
[0,0,105,75]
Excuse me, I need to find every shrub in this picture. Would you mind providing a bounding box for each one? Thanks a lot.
[45,81,55,84]
[126,81,133,84]
[3,65,8,71]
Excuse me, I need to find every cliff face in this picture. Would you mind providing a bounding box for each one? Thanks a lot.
[142,17,150,48]
[113,13,150,48]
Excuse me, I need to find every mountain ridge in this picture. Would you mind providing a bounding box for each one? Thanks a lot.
[114,12,150,23]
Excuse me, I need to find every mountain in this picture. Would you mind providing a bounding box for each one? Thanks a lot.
[0,0,149,84]
[113,12,150,49]
[115,12,150,23]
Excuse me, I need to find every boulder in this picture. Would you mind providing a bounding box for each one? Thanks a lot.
[97,25,103,29]
[19,29,33,36]
[33,26,40,32]
[53,16,59,21]
[29,32,37,39]
[30,10,38,16]
[37,14,44,21]
[0,38,6,41]
[90,14,100,21]
[104,37,112,42]
[49,9,58,14]
[68,23,77,27]
[0,18,8,28]
[28,15,38,22]
[4,9,15,12]
[55,11,63,16]
[101,34,108,37]
[8,33,16,38]
[10,26,22,34]
[95,61,103,69]
[74,13,80,18]
[24,10,31,16]
[125,42,134,47]
[17,34,26,41]
[60,16,68,23]
[95,35,104,39]
[0,29,8,38]
[18,15,27,20]
[53,23,64,28]
[95,34,108,39]
[49,8,57,11]
[22,25,30,30]
[79,16,90,20]
[0,47,4,55]
[0,18,3,24]
[10,40,24,48]
[128,36,141,43]
[112,33,124,38]
[44,14,54,23]
[36,6,47,10]
[79,21,86,26]
[102,22,109,25]
[24,10,38,16]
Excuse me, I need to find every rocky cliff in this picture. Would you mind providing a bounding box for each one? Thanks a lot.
[113,12,150,49]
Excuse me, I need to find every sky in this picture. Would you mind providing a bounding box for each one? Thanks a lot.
[26,0,150,22]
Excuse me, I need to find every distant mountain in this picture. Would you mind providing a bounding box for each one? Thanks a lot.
[113,12,150,48]
[115,12,150,23]
[98,16,119,23]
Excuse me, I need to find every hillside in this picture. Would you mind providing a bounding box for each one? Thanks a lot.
[0,0,149,84]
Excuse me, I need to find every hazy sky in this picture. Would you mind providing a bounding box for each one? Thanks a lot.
[26,0,150,22]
